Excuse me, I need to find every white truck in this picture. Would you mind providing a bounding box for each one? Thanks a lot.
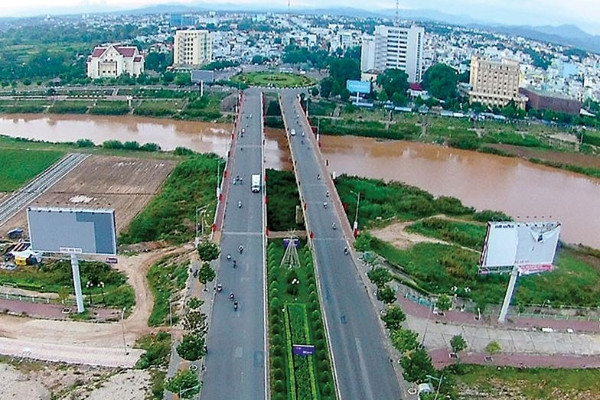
[251,174,261,193]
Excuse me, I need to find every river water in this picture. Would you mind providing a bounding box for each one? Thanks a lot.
[0,114,598,249]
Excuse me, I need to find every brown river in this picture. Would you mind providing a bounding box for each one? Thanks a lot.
[0,114,598,249]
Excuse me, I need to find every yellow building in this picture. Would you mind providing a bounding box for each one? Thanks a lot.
[469,56,527,109]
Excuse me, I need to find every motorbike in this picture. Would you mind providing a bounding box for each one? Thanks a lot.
[216,283,223,292]
[233,260,237,268]
[229,292,235,300]
[227,254,231,261]
[332,222,337,230]
[326,191,330,197]
[323,201,328,209]
[238,201,242,208]
[344,247,349,255]
[239,244,244,254]
[233,300,239,311]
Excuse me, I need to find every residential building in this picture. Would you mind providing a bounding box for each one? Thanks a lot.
[469,56,527,109]
[173,29,213,69]
[86,44,144,79]
[360,25,425,83]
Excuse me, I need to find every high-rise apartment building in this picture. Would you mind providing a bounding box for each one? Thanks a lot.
[469,56,527,109]
[173,30,213,69]
[360,25,424,83]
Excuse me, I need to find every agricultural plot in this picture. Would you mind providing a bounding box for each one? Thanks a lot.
[0,148,64,191]
[0,155,176,236]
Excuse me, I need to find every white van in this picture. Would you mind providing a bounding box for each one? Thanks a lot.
[251,174,261,193]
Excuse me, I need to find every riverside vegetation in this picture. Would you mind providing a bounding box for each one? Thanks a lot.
[336,174,600,310]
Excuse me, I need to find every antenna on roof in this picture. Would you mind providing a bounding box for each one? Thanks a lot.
[395,0,399,27]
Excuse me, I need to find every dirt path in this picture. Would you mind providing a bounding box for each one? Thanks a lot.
[0,248,180,367]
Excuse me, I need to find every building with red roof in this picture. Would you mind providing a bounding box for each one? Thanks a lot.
[86,44,145,79]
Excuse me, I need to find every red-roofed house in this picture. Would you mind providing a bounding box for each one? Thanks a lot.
[86,44,144,79]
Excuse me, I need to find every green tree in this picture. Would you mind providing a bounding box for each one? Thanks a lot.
[376,69,409,100]
[436,294,452,312]
[450,334,467,357]
[328,57,360,97]
[381,305,406,330]
[320,77,333,98]
[174,73,191,86]
[376,286,396,304]
[400,348,435,383]
[485,340,501,360]
[197,241,220,262]
[422,63,459,102]
[354,232,373,251]
[198,262,216,290]
[391,329,420,353]
[367,267,392,289]
[182,310,207,335]
[377,90,389,102]
[176,333,206,361]
[165,370,201,398]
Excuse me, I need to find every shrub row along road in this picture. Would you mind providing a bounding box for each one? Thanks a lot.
[280,91,403,400]
[0,152,89,226]
[201,88,267,400]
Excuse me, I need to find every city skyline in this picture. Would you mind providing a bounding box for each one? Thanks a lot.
[0,0,599,35]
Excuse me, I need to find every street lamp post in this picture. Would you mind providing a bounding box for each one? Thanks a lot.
[121,307,128,355]
[350,190,361,233]
[425,374,444,400]
[195,206,208,247]
[179,383,202,399]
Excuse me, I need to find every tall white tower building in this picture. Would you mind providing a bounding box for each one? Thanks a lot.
[361,25,425,83]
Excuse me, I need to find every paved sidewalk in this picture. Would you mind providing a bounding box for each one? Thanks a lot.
[399,292,600,369]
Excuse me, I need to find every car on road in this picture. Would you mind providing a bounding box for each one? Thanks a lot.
[290,128,296,136]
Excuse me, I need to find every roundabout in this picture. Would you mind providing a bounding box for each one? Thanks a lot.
[232,71,316,88]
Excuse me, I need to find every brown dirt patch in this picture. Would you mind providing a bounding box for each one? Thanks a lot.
[490,144,600,169]
[0,155,177,235]
[370,220,447,249]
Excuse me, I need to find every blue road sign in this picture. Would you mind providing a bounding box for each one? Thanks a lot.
[293,344,315,356]
[346,80,371,94]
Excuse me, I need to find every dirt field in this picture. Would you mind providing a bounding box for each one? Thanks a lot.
[0,361,151,400]
[0,155,177,235]
[0,248,185,367]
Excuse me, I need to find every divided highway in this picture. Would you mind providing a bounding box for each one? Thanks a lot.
[0,153,89,226]
[280,92,403,400]
[201,89,266,400]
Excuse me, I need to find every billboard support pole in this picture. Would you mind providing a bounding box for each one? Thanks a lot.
[498,265,519,323]
[71,254,85,314]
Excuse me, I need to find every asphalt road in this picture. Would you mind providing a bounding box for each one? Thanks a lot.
[201,89,266,400]
[280,92,403,400]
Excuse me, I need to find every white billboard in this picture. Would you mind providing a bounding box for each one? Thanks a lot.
[479,221,560,275]
[27,207,117,255]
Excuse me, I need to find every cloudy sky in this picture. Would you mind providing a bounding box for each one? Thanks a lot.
[0,0,599,35]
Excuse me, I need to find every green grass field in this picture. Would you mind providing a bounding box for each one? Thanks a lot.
[233,72,316,88]
[0,148,63,191]
[450,365,600,399]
